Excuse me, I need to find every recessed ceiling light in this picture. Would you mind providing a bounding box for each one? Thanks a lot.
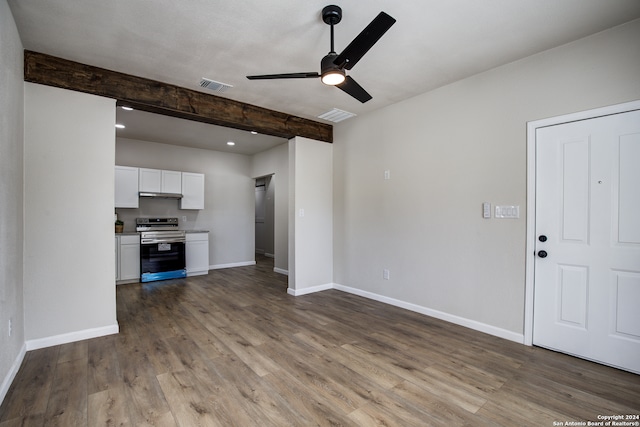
[250,131,258,135]
[115,124,125,129]
[227,141,235,146]
[120,106,133,111]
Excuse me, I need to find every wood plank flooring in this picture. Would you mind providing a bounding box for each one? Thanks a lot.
[2,255,639,426]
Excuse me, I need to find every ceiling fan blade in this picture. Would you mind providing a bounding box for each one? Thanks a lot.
[333,11,396,70]
[246,72,319,80]
[336,76,372,103]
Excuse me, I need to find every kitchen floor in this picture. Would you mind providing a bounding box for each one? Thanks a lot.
[253,253,276,275]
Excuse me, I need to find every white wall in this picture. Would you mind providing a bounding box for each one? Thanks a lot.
[0,0,25,404]
[251,142,289,273]
[116,138,255,268]
[333,19,640,339]
[23,83,118,345]
[289,137,333,294]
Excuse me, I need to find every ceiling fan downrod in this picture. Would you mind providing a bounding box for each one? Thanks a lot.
[320,5,345,85]
[322,5,342,54]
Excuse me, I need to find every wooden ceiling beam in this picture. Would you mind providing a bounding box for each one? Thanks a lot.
[23,50,332,143]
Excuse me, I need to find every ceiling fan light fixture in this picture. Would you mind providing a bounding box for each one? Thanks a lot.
[321,69,345,86]
[320,53,346,86]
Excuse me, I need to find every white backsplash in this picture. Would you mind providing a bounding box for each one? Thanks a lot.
[116,198,199,232]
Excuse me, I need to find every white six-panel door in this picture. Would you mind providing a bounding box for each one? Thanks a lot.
[533,109,640,374]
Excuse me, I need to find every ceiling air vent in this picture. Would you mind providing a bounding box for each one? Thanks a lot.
[199,78,233,93]
[317,108,356,123]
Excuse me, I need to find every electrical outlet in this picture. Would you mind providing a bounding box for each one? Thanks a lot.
[383,269,390,280]
[182,216,187,222]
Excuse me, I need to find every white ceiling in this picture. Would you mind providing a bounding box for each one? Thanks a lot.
[9,0,640,154]
[115,107,287,155]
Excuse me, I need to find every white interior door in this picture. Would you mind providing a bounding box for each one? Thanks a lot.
[533,109,640,374]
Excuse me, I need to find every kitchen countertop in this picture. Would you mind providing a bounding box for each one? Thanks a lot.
[115,230,209,236]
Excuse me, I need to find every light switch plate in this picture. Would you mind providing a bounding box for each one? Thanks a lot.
[495,205,520,218]
[482,202,491,218]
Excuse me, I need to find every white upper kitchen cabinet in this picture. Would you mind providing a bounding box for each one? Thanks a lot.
[138,168,161,192]
[139,168,182,194]
[115,165,139,208]
[181,172,205,210]
[161,170,182,194]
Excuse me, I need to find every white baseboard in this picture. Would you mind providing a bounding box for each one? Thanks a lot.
[1,342,26,406]
[287,283,334,296]
[25,323,119,351]
[210,261,256,270]
[116,278,138,285]
[333,284,524,344]
[290,282,524,344]
[186,270,209,277]
[274,267,289,275]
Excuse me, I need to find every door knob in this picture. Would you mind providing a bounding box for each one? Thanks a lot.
[538,250,548,258]
[538,235,547,242]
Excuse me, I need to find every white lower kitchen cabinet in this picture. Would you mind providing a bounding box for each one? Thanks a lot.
[115,236,119,280]
[117,234,140,284]
[186,232,209,276]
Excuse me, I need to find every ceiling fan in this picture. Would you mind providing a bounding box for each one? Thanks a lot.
[246,5,396,103]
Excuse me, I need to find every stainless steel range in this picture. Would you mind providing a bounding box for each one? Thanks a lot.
[136,217,186,282]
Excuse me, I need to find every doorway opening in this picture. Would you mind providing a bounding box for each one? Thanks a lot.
[255,175,275,262]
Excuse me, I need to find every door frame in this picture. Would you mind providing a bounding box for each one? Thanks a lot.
[524,99,640,346]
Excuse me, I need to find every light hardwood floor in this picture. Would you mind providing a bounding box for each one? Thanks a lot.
[1,255,639,426]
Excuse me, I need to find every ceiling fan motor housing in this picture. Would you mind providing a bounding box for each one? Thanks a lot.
[320,53,345,85]
[321,53,343,74]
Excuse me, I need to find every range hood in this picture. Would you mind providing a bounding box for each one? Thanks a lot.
[139,191,183,199]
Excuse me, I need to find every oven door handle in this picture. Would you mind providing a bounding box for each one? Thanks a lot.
[141,238,186,244]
